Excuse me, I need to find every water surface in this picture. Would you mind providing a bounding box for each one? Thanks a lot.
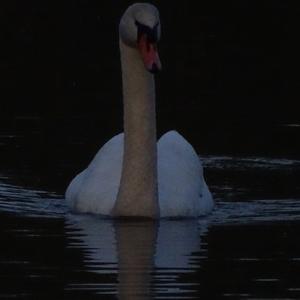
[1,155,300,299]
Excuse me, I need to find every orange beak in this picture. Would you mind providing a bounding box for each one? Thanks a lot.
[137,34,162,73]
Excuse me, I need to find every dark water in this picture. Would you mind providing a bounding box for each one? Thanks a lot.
[1,133,300,299]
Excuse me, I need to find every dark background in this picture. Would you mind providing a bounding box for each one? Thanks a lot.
[0,0,295,190]
[1,4,300,299]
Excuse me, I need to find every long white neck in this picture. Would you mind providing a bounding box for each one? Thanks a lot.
[112,40,159,218]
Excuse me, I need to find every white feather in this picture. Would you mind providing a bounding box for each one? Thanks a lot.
[66,131,213,217]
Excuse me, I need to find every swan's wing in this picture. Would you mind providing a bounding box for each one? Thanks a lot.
[66,133,124,215]
[158,131,213,217]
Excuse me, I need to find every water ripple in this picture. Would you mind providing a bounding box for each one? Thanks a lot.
[202,155,300,170]
[0,182,65,218]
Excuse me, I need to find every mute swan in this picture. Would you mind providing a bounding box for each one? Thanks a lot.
[66,3,214,218]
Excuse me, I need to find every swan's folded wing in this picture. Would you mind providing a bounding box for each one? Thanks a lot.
[66,133,124,215]
[158,131,213,217]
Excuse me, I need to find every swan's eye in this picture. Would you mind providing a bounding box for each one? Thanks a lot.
[135,20,158,44]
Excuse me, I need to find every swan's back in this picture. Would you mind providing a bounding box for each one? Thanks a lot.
[66,133,124,214]
[158,131,213,217]
[66,131,213,217]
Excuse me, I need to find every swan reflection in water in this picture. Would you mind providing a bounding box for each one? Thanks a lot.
[66,215,208,299]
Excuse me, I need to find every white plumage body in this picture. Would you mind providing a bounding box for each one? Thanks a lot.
[66,130,214,217]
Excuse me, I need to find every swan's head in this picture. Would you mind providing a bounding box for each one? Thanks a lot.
[119,3,161,73]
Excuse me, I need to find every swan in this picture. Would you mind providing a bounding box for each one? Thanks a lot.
[66,3,214,218]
